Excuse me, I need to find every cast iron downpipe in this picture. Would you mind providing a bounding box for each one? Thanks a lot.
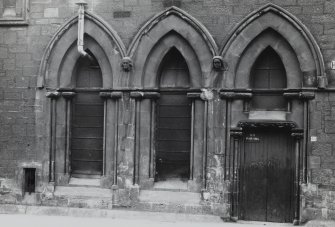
[76,1,93,60]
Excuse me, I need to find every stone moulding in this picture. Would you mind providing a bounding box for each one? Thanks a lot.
[37,11,126,89]
[127,6,218,58]
[220,3,326,89]
[237,120,297,129]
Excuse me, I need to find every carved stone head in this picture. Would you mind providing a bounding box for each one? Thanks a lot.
[121,57,133,72]
[212,56,227,71]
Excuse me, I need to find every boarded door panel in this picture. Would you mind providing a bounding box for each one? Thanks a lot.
[71,93,104,176]
[241,132,267,221]
[241,128,294,223]
[71,58,103,178]
[266,131,294,222]
[156,92,191,180]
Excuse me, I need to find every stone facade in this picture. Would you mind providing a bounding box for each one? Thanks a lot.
[0,0,335,224]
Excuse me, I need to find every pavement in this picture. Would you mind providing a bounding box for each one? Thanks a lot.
[0,204,334,227]
[0,213,293,227]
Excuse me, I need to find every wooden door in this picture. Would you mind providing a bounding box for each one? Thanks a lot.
[155,92,191,180]
[240,128,294,222]
[71,59,103,178]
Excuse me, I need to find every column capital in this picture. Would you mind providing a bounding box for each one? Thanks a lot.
[220,91,252,100]
[61,92,76,99]
[46,91,60,99]
[130,91,160,99]
[291,128,304,139]
[230,127,243,138]
[187,92,202,99]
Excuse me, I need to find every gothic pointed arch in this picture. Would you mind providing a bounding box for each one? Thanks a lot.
[235,29,301,89]
[38,11,126,89]
[128,6,217,88]
[220,3,325,88]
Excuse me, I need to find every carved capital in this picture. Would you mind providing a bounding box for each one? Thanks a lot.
[200,89,214,101]
[220,91,252,100]
[99,92,112,99]
[61,92,76,99]
[283,92,300,99]
[299,91,315,100]
[130,91,160,99]
[283,91,315,100]
[187,92,202,99]
[110,91,123,99]
[46,91,60,99]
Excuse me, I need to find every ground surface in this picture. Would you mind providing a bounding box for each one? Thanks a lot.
[0,204,334,227]
[0,213,293,227]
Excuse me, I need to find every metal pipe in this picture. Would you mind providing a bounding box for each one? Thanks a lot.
[76,1,93,60]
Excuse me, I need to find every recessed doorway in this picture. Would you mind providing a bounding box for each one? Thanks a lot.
[240,127,294,222]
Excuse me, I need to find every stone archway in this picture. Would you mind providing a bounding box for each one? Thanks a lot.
[128,7,217,192]
[36,11,125,189]
[219,4,320,223]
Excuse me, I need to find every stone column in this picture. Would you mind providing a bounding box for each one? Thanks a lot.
[291,129,304,225]
[230,127,243,218]
[220,91,252,180]
[46,91,60,183]
[130,91,160,186]
[61,92,76,181]
[100,91,122,187]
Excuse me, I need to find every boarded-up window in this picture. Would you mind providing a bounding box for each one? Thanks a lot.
[250,47,287,110]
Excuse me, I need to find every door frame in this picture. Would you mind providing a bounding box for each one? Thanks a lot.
[229,121,304,224]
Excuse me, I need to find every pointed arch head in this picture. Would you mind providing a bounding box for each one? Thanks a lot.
[129,6,217,88]
[38,11,126,89]
[220,3,325,89]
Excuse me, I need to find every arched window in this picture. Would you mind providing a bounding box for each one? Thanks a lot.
[155,48,191,183]
[71,55,104,178]
[250,47,287,110]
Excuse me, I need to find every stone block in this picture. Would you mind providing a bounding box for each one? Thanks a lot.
[297,0,324,5]
[322,157,335,169]
[302,5,324,14]
[0,204,26,214]
[44,8,59,18]
[311,169,334,185]
[0,47,8,59]
[125,0,138,6]
[4,32,17,45]
[325,121,335,133]
[312,143,332,156]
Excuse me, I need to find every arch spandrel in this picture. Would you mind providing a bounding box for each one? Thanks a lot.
[129,7,217,88]
[221,3,325,89]
[38,12,126,89]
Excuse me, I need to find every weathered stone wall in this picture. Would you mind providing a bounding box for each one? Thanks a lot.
[0,0,335,220]
[302,92,335,220]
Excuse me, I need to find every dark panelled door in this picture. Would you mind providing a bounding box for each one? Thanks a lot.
[71,60,103,178]
[156,92,191,180]
[240,128,294,222]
